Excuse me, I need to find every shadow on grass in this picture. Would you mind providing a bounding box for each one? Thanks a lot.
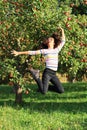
[0,100,87,114]
[24,101,87,113]
[63,82,87,92]
[0,83,87,113]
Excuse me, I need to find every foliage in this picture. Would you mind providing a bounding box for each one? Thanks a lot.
[59,13,87,81]
[0,0,87,88]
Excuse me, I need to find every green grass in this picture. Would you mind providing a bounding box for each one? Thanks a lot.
[0,82,87,130]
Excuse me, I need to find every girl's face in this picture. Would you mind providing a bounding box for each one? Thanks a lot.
[43,37,55,48]
[47,37,55,47]
[48,37,54,43]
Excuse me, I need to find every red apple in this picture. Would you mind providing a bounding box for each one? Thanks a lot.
[67,17,72,21]
[68,52,71,55]
[66,22,70,28]
[25,89,29,94]
[15,2,19,6]
[70,3,74,7]
[15,9,20,13]
[64,12,70,16]
[0,22,1,25]
[81,59,86,62]
[2,46,6,50]
[80,43,83,46]
[68,27,72,30]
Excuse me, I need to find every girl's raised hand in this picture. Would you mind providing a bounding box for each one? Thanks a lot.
[58,27,64,31]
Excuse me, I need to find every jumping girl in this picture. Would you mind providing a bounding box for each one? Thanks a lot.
[11,27,65,94]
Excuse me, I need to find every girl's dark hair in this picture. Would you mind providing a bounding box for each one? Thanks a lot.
[40,30,61,49]
[51,32,61,48]
[40,38,49,49]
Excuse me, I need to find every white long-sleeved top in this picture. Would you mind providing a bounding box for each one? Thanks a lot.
[28,40,65,71]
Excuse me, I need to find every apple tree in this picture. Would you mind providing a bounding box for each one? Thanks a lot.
[0,0,87,103]
[0,0,61,103]
[58,0,87,82]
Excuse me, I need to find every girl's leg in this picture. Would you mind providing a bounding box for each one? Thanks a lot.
[50,75,64,93]
[29,68,43,92]
[29,68,40,79]
[29,68,51,94]
[42,69,51,94]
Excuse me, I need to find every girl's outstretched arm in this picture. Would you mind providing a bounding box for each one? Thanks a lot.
[11,50,41,56]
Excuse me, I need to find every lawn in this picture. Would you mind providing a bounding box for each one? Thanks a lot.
[0,82,87,130]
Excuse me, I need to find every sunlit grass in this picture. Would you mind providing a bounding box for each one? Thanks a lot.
[0,82,87,130]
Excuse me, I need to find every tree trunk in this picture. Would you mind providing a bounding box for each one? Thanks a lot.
[14,84,23,104]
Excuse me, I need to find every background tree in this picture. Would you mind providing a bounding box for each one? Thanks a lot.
[0,0,87,103]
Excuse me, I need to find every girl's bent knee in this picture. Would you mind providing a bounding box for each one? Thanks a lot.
[59,89,64,94]
[42,90,47,94]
